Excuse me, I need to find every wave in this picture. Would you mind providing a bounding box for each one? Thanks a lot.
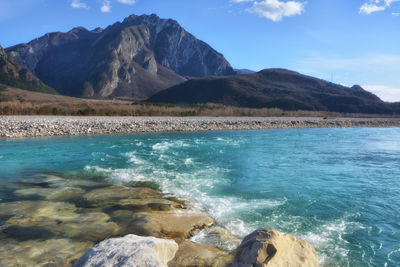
[151,140,190,152]
[85,158,367,266]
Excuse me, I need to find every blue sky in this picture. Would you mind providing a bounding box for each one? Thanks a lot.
[0,0,399,101]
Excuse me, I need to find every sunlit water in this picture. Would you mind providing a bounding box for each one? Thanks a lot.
[1,127,400,266]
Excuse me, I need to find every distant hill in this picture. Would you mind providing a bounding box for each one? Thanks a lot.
[235,69,256,75]
[6,14,234,99]
[148,68,398,114]
[0,45,57,94]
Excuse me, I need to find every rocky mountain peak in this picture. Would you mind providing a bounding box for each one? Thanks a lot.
[350,85,363,91]
[92,27,104,33]
[6,13,234,99]
[122,13,168,26]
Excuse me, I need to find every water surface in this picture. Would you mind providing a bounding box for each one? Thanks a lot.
[1,127,400,266]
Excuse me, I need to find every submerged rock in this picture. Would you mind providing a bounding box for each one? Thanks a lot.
[169,240,234,267]
[0,238,93,267]
[102,197,184,212]
[0,200,77,218]
[31,174,66,185]
[74,234,179,267]
[190,226,242,252]
[0,177,221,266]
[232,228,319,267]
[83,185,162,206]
[0,201,120,242]
[14,186,85,201]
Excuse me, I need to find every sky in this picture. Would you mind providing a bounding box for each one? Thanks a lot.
[0,0,399,101]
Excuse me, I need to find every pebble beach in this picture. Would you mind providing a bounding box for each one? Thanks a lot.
[1,116,400,138]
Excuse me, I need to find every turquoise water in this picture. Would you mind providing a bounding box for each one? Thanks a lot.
[1,127,400,266]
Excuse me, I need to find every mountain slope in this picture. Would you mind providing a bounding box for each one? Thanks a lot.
[148,68,397,114]
[6,14,234,99]
[0,45,56,94]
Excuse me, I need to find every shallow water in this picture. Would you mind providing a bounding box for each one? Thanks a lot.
[1,127,400,266]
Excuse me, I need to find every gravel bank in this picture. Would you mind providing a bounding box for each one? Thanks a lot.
[1,116,400,138]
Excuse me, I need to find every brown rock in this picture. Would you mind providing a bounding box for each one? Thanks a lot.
[233,228,319,267]
[109,209,215,241]
[169,240,234,267]
[139,210,215,241]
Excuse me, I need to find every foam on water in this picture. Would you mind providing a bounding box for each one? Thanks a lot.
[83,139,350,265]
[85,158,351,265]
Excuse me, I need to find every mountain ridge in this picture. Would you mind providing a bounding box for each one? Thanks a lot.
[148,68,399,114]
[6,13,234,99]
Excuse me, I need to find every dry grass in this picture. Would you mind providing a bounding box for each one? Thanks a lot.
[0,85,396,118]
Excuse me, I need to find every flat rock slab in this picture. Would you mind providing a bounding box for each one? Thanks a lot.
[0,239,93,267]
[83,185,162,204]
[14,186,86,201]
[0,201,120,242]
[109,209,215,241]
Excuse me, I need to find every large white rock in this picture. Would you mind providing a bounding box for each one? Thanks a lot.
[74,234,179,267]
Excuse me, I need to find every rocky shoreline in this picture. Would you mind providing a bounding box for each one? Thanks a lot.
[0,174,233,266]
[1,116,400,138]
[0,173,319,266]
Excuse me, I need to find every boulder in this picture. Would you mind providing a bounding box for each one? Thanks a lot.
[169,240,234,267]
[74,234,179,267]
[232,228,319,267]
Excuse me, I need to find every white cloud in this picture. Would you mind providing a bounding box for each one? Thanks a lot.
[359,3,385,14]
[359,0,400,15]
[117,0,136,4]
[247,0,305,22]
[101,0,111,13]
[363,85,400,102]
[71,0,88,9]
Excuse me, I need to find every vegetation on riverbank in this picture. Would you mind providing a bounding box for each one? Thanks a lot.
[1,86,399,118]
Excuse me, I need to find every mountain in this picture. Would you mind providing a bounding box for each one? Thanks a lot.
[0,44,56,94]
[148,68,397,114]
[6,14,234,99]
